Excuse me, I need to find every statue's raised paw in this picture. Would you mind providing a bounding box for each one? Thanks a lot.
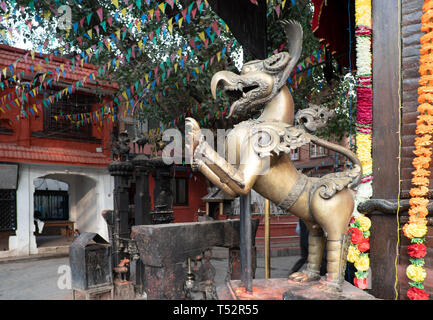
[288,270,321,283]
[185,117,203,161]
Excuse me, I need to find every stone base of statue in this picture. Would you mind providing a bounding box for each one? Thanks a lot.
[217,278,378,300]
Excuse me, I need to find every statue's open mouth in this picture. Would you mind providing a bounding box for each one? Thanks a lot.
[211,70,269,118]
[224,83,260,103]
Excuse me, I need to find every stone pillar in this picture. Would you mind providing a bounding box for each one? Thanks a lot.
[132,155,152,226]
[108,161,133,267]
[150,159,174,224]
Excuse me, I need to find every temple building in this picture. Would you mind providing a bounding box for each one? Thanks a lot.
[0,44,118,258]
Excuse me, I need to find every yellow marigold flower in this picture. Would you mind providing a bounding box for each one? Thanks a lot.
[354,254,370,272]
[347,246,361,264]
[406,264,427,282]
[403,222,428,238]
[355,0,372,27]
[356,215,371,232]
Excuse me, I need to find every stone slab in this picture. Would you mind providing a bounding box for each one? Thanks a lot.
[217,278,378,300]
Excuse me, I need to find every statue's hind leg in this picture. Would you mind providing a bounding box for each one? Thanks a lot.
[310,189,355,291]
[322,233,351,291]
[288,222,325,282]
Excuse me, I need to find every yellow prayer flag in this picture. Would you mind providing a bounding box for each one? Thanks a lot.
[199,31,206,42]
[112,0,119,8]
[195,67,199,74]
[168,18,173,34]
[158,3,165,13]
[87,29,92,39]
[115,30,121,40]
[174,63,178,73]
[282,0,287,9]
[145,73,149,83]
[217,51,221,61]
[148,9,154,19]
[43,11,51,20]
[30,50,35,60]
[121,8,127,17]
[178,17,183,28]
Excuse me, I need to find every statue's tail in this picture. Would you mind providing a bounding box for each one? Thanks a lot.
[307,134,362,198]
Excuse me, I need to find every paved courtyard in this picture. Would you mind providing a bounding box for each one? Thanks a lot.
[0,253,301,300]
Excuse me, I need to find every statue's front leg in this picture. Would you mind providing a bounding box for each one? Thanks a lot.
[185,118,241,196]
[186,117,259,196]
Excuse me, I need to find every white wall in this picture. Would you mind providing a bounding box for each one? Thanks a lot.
[0,163,114,258]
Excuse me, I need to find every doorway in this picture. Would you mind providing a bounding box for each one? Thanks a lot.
[33,178,72,248]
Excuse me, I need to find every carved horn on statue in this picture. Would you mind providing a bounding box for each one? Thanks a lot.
[279,20,303,87]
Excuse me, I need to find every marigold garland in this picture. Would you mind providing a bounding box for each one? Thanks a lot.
[402,0,433,300]
[348,0,373,290]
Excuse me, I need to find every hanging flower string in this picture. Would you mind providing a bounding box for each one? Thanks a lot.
[402,0,433,301]
[347,0,373,290]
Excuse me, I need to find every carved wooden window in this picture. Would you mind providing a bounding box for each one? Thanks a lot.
[172,177,188,206]
[0,189,17,233]
[43,91,99,139]
[309,142,328,158]
[290,148,299,161]
[34,190,69,221]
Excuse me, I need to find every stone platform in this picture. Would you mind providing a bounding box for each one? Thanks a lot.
[217,278,378,300]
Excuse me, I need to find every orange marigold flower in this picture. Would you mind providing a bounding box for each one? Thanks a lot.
[413,146,433,157]
[409,206,429,218]
[412,156,431,169]
[410,186,430,197]
[418,102,433,113]
[412,168,431,177]
[418,93,433,105]
[414,134,433,147]
[409,197,430,207]
[408,215,428,225]
[412,176,430,186]
[417,114,433,125]
[416,124,433,135]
